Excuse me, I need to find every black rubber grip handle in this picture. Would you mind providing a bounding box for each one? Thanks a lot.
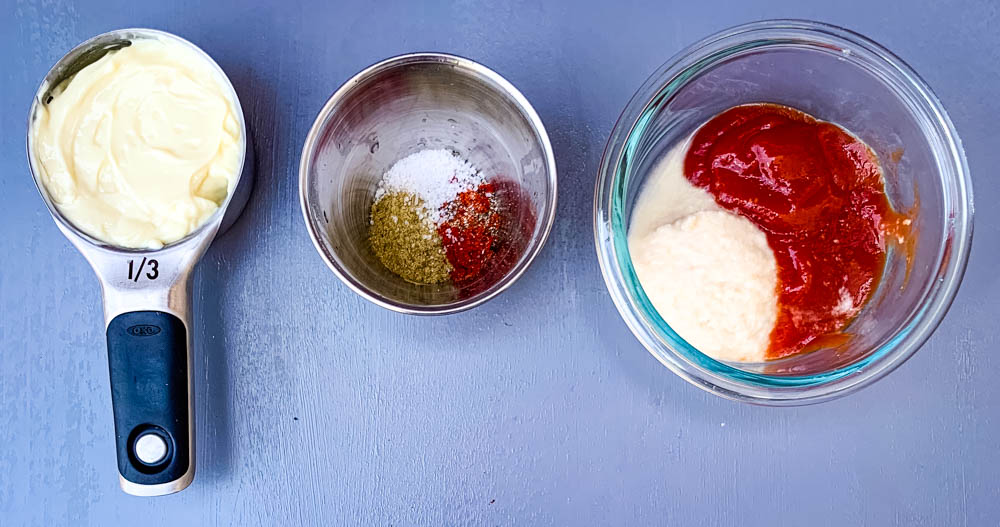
[106,311,190,486]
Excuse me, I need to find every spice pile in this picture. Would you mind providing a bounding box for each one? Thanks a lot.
[369,149,532,287]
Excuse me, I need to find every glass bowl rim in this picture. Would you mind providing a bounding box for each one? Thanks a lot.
[593,19,974,405]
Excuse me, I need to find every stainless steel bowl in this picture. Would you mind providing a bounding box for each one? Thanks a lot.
[300,53,557,314]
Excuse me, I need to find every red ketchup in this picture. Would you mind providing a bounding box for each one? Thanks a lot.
[684,103,906,359]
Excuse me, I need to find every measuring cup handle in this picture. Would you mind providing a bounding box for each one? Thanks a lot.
[106,310,193,495]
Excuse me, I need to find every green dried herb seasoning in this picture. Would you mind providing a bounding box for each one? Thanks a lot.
[369,191,452,284]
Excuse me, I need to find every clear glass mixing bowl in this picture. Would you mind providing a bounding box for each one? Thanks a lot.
[594,20,973,405]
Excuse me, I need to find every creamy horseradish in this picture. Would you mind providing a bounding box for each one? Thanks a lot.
[629,136,777,363]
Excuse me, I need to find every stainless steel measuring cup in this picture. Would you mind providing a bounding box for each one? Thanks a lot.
[26,29,254,496]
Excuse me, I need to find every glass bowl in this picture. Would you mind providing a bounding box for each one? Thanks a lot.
[594,20,973,405]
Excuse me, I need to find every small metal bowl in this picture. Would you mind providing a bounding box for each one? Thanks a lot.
[300,53,557,314]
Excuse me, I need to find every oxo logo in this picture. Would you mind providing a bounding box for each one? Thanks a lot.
[126,324,162,337]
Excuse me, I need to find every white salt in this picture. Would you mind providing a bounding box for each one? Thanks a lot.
[373,149,484,226]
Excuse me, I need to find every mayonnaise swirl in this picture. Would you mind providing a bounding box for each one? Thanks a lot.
[32,37,241,249]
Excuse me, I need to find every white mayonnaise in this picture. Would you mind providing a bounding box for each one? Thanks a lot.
[32,37,241,249]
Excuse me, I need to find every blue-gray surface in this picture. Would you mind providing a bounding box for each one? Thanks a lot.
[2,0,997,525]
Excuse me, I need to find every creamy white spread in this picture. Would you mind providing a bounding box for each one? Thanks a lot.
[628,136,778,363]
[32,37,241,249]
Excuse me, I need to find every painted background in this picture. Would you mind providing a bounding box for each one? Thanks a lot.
[2,0,997,524]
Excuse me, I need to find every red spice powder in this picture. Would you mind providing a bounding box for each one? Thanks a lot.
[438,182,502,282]
[437,180,535,292]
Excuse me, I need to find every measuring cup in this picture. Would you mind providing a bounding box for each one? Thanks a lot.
[26,29,254,496]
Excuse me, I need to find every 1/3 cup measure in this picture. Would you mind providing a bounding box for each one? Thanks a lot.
[26,28,253,496]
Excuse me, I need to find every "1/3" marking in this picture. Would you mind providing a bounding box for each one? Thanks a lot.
[127,257,159,282]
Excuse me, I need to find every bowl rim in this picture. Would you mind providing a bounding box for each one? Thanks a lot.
[593,19,974,405]
[299,52,558,315]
